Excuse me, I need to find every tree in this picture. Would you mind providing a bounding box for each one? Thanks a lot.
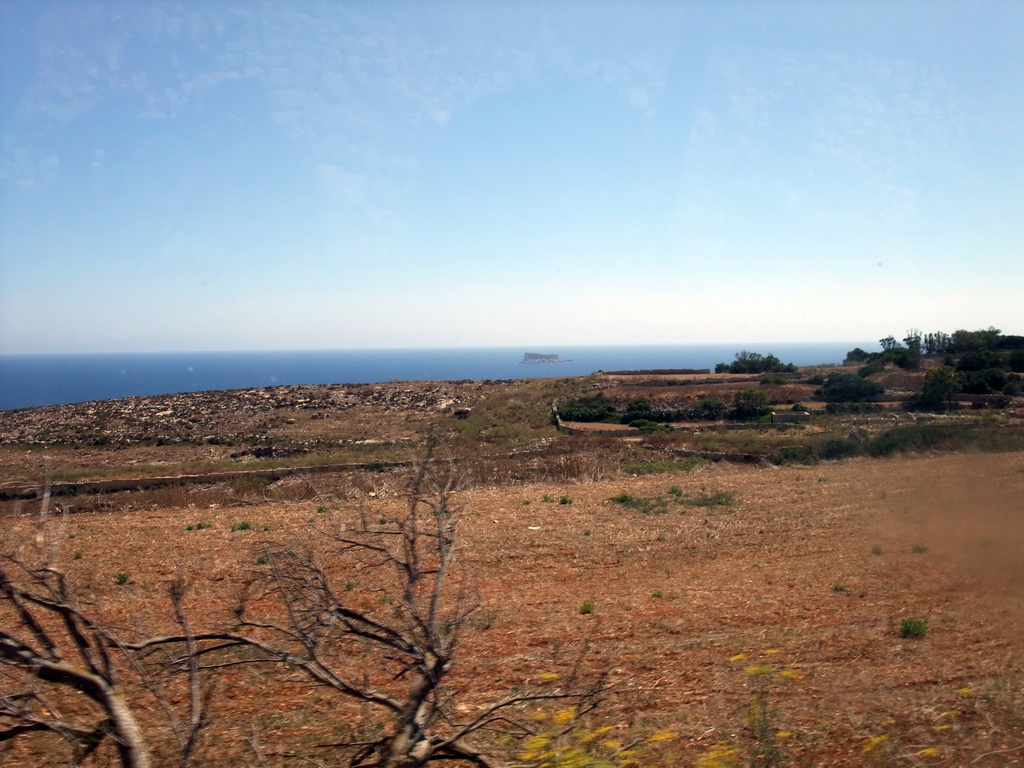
[879,336,902,352]
[623,397,654,423]
[903,330,923,356]
[0,489,208,768]
[844,347,871,363]
[134,444,600,768]
[922,331,952,355]
[916,366,961,411]
[815,373,885,403]
[731,388,770,420]
[692,397,728,421]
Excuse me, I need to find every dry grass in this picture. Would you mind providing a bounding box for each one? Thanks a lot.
[3,452,1023,766]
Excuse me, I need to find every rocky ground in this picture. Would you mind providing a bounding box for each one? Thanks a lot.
[0,379,525,485]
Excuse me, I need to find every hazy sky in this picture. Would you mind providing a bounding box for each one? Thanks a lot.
[1,1,1021,354]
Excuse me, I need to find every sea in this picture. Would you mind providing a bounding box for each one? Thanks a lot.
[0,343,869,411]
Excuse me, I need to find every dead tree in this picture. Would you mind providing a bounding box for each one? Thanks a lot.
[135,445,600,768]
[0,490,208,768]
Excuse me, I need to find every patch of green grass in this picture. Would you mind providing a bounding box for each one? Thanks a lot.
[542,494,556,503]
[871,545,884,556]
[832,584,850,593]
[680,489,735,509]
[609,493,668,515]
[900,618,928,638]
[578,600,595,615]
[559,496,573,505]
[623,457,706,475]
[232,521,253,531]
[651,590,664,599]
[114,572,131,586]
[912,544,928,553]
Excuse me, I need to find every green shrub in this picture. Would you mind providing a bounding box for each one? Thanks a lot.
[557,393,617,422]
[770,445,818,465]
[731,388,770,420]
[844,347,871,363]
[578,600,595,615]
[820,438,861,461]
[609,493,668,515]
[692,397,728,421]
[232,521,253,531]
[716,351,797,374]
[683,490,734,508]
[866,424,974,457]
[623,457,704,475]
[816,373,885,402]
[115,572,131,586]
[900,618,928,638]
[628,418,671,432]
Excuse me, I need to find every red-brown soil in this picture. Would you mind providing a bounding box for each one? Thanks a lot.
[3,451,1023,766]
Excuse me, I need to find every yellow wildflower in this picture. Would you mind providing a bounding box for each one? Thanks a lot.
[552,708,576,725]
[779,669,800,680]
[519,734,552,761]
[764,648,781,655]
[744,665,774,677]
[645,728,677,743]
[729,653,747,662]
[918,747,942,758]
[695,742,742,768]
[862,735,888,753]
[537,671,561,682]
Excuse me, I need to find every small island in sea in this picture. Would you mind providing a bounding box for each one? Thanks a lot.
[521,352,573,364]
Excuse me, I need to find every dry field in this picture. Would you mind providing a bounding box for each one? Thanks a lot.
[3,450,1023,766]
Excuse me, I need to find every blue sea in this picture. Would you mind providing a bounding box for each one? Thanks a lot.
[0,343,868,411]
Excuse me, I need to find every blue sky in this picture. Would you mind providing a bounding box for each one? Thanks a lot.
[1,1,1021,354]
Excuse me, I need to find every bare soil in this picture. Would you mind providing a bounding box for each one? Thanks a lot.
[2,452,1023,766]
